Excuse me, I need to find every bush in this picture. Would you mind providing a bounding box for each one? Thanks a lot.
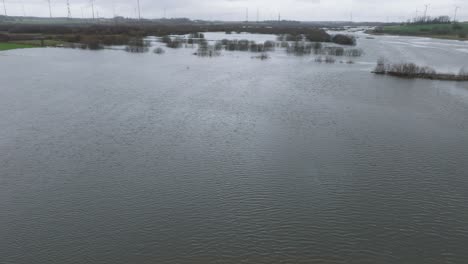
[161,35,172,44]
[286,41,312,55]
[263,41,276,51]
[253,53,269,60]
[249,42,265,52]
[166,37,184,48]
[325,56,336,63]
[388,63,436,75]
[188,32,205,39]
[154,47,165,54]
[331,34,356,46]
[374,57,387,73]
[325,47,344,56]
[196,41,221,57]
[125,38,150,53]
[453,23,463,30]
[344,48,363,57]
[313,42,322,54]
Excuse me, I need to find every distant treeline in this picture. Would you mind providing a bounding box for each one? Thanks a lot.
[409,16,451,25]
[0,23,330,39]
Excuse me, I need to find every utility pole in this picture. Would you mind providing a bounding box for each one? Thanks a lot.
[256,8,259,23]
[454,6,461,23]
[47,0,53,17]
[245,8,248,22]
[136,0,141,20]
[278,12,281,23]
[2,0,7,16]
[67,0,72,18]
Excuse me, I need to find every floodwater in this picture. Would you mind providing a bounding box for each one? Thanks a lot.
[1,32,468,264]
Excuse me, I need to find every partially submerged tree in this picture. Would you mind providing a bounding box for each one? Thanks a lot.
[331,34,356,46]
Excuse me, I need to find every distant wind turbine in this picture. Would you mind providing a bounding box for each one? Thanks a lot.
[47,0,53,18]
[423,4,430,20]
[454,6,461,22]
[2,0,7,16]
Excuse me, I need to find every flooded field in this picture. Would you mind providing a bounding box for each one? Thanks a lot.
[1,32,468,264]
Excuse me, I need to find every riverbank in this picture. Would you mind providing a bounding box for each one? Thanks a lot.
[369,23,468,41]
[0,42,35,51]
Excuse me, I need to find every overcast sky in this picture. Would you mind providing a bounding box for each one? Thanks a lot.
[2,0,467,22]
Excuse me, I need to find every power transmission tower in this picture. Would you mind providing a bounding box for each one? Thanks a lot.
[67,0,72,18]
[90,0,94,19]
[47,0,53,17]
[454,6,461,22]
[136,0,141,20]
[256,8,259,23]
[21,1,26,17]
[245,8,248,22]
[2,0,7,16]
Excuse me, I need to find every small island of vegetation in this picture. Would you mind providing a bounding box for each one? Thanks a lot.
[373,58,468,81]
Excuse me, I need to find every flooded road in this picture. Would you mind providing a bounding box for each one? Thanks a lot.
[1,32,468,264]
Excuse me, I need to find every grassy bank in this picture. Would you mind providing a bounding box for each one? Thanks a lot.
[373,23,468,40]
[0,42,35,51]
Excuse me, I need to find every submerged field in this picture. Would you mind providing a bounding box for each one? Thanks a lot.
[1,32,468,264]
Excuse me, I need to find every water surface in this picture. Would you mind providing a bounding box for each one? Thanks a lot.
[1,33,468,264]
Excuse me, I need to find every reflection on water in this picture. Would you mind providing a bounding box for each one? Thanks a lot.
[1,32,468,264]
